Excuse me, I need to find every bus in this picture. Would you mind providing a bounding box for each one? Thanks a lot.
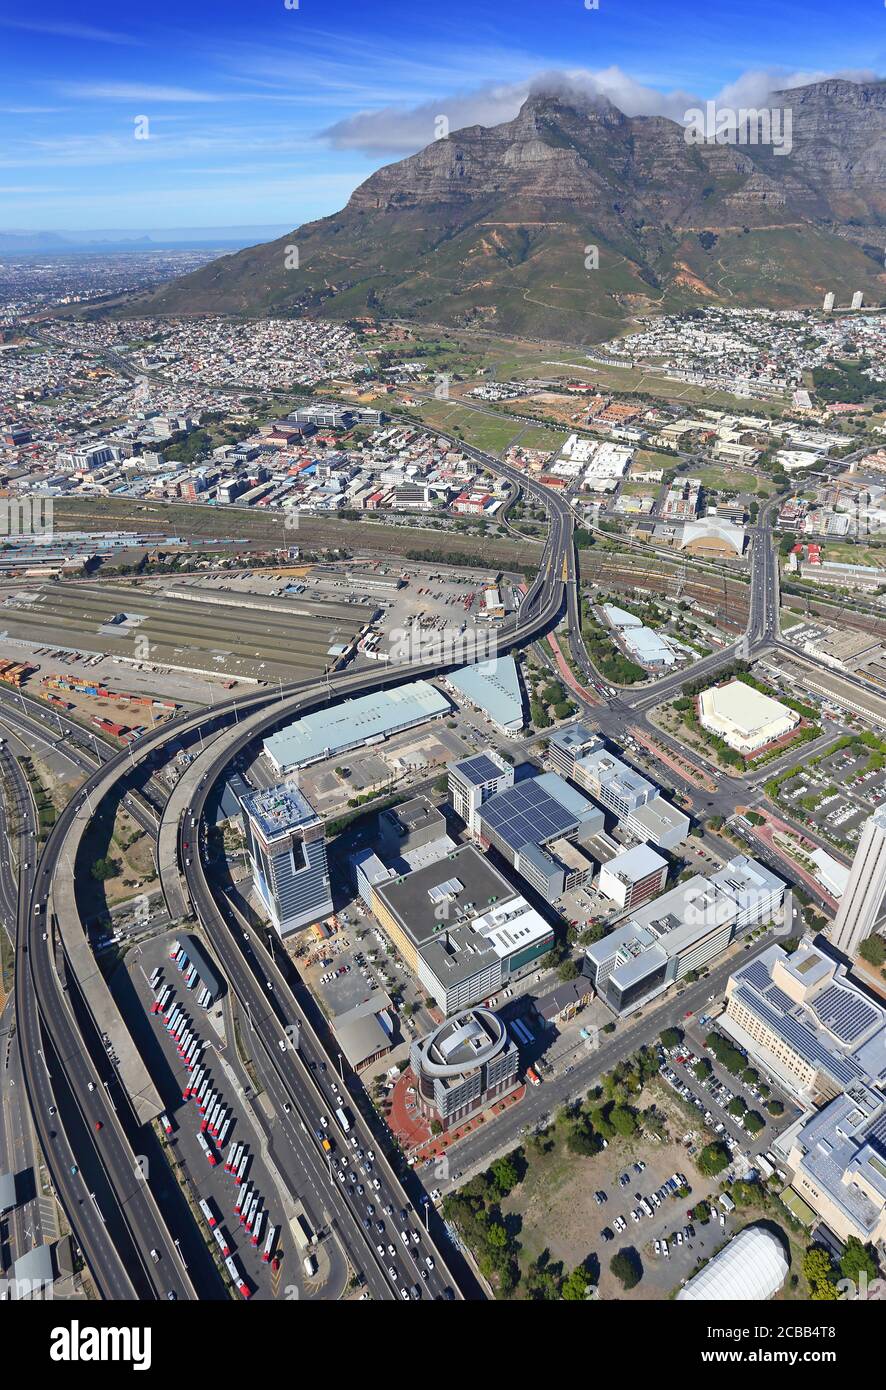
[213,1225,231,1259]
[525,1067,542,1087]
[224,1255,251,1300]
[196,1131,217,1166]
[244,1196,259,1232]
[160,1112,175,1136]
[224,1142,242,1175]
[168,939,181,961]
[335,1106,352,1135]
[152,986,172,1016]
[216,1116,232,1151]
[235,1184,250,1218]
[251,1209,264,1247]
[149,967,162,990]
[198,1197,218,1229]
[262,1225,277,1264]
[235,1151,249,1186]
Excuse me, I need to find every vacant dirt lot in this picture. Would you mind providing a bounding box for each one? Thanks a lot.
[501,1082,726,1300]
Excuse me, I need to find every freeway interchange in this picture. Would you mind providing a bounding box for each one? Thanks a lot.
[9,440,572,1302]
[5,430,851,1305]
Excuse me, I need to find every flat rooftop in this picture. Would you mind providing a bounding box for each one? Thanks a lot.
[446,655,524,731]
[699,679,797,737]
[240,780,320,841]
[375,843,517,948]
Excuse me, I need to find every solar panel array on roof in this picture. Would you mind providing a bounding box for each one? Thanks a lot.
[870,1111,886,1158]
[481,780,576,853]
[455,753,504,786]
[765,984,794,1015]
[740,958,772,992]
[812,983,879,1044]
[735,986,863,1087]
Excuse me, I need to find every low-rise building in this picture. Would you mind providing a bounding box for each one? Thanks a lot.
[598,843,669,911]
[584,856,784,1015]
[698,679,800,755]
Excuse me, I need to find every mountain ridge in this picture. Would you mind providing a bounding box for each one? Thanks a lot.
[109,78,886,342]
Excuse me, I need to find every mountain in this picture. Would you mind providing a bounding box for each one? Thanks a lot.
[113,79,886,342]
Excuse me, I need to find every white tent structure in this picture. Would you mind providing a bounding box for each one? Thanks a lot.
[677,1225,789,1301]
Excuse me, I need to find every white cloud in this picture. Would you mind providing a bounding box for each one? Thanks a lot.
[319,64,881,154]
[58,82,222,104]
[0,18,138,45]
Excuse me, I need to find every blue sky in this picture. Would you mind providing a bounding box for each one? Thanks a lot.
[0,0,882,232]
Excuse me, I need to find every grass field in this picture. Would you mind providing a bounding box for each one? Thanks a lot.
[631,449,677,473]
[406,397,524,454]
[511,423,568,453]
[812,541,886,568]
[693,465,774,494]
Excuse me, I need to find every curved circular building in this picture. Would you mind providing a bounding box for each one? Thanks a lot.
[677,1225,789,1301]
[409,1007,519,1129]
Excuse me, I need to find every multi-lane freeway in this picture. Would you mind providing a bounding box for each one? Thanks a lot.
[10,436,573,1300]
[9,418,855,1302]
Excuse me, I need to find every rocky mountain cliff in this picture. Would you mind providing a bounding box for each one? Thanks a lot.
[118,79,886,342]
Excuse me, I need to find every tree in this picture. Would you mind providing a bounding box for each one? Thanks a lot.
[860,935,886,968]
[90,856,118,882]
[697,1142,730,1177]
[660,1028,682,1049]
[693,1058,712,1082]
[839,1236,878,1286]
[561,1267,592,1301]
[558,958,579,981]
[803,1246,837,1300]
[728,1097,747,1118]
[610,1105,639,1138]
[609,1248,642,1290]
[489,1156,520,1198]
[744,1111,765,1135]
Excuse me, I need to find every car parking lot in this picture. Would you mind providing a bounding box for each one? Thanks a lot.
[658,1035,792,1157]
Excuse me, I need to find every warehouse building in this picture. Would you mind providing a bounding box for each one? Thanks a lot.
[263,680,450,772]
[444,655,525,735]
[698,679,799,755]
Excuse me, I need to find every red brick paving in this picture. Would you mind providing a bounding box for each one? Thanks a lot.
[386,1068,528,1163]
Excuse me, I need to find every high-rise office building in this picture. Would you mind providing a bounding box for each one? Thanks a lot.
[240,781,333,938]
[830,806,886,957]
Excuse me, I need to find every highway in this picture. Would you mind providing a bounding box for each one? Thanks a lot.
[14,435,571,1299]
[16,415,867,1301]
